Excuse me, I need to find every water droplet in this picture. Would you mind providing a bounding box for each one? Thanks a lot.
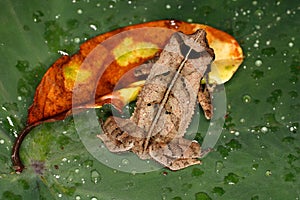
[165,4,171,9]
[254,9,264,17]
[74,37,81,44]
[131,170,137,175]
[91,169,101,184]
[83,160,93,168]
[77,9,83,14]
[242,95,251,103]
[58,50,68,56]
[288,42,294,47]
[215,161,224,174]
[252,163,259,170]
[75,195,81,200]
[6,116,15,127]
[32,10,44,23]
[265,170,272,176]
[261,127,268,133]
[121,159,129,165]
[255,59,262,67]
[89,24,97,31]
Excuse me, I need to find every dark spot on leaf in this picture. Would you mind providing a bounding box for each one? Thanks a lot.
[266,89,282,105]
[2,191,22,200]
[195,192,212,200]
[284,172,296,182]
[17,179,30,190]
[251,195,260,200]
[261,47,276,56]
[217,145,229,158]
[287,154,298,165]
[191,168,204,177]
[16,60,30,72]
[31,160,45,175]
[251,69,264,79]
[288,91,298,98]
[172,197,182,200]
[225,139,242,151]
[212,187,225,196]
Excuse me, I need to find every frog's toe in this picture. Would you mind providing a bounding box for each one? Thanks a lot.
[168,158,201,171]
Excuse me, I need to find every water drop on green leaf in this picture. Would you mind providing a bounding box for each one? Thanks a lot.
[32,10,44,23]
[215,161,224,174]
[224,172,240,185]
[242,94,251,103]
[252,163,259,170]
[265,170,272,176]
[90,169,101,184]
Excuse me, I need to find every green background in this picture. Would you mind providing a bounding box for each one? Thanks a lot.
[0,0,299,199]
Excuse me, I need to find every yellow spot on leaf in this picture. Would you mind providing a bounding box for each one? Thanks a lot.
[113,37,159,66]
[63,63,91,90]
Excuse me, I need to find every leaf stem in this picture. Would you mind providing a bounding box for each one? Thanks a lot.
[11,123,38,173]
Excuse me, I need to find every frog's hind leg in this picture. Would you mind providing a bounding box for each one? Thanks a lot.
[97,134,134,152]
[97,116,134,152]
[149,138,202,170]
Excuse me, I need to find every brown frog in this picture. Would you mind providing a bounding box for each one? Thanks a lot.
[97,29,215,170]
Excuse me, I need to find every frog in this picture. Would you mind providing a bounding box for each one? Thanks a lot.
[97,29,215,170]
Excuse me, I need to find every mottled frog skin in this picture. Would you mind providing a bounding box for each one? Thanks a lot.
[97,29,215,170]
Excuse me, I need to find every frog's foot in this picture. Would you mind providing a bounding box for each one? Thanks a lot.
[168,158,201,171]
[149,138,202,170]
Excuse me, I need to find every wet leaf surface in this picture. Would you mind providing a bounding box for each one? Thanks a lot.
[0,0,299,199]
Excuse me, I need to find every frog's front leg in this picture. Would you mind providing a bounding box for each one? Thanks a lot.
[149,138,202,170]
[198,81,215,120]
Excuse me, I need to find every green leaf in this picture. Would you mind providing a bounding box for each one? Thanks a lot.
[1,0,299,199]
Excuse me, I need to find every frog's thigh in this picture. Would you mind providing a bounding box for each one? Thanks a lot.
[97,134,134,152]
[150,138,202,170]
